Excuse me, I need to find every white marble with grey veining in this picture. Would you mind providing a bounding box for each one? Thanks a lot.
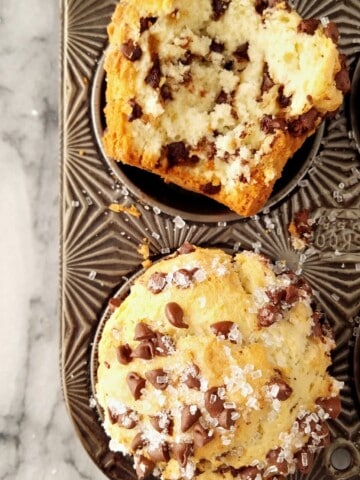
[0,1,105,478]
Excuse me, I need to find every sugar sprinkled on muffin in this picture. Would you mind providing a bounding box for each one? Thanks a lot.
[96,244,342,479]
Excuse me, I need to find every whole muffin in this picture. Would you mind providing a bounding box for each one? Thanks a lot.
[103,0,349,216]
[96,244,342,480]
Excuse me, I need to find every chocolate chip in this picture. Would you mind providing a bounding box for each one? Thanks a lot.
[211,0,230,20]
[218,409,236,429]
[154,332,175,356]
[204,387,225,417]
[139,16,157,34]
[284,285,300,304]
[235,466,262,479]
[260,114,287,134]
[258,304,279,327]
[293,209,313,238]
[268,376,293,400]
[224,60,234,71]
[294,447,314,474]
[297,18,320,35]
[277,85,291,108]
[335,54,351,93]
[160,83,173,101]
[128,99,143,122]
[183,364,201,390]
[266,448,288,475]
[254,0,268,14]
[177,242,196,255]
[210,321,234,338]
[311,311,324,337]
[180,50,194,66]
[324,21,340,43]
[116,344,132,365]
[165,302,188,328]
[233,42,249,62]
[134,322,156,341]
[308,421,331,447]
[121,40,142,61]
[166,141,190,167]
[255,0,281,14]
[150,413,173,433]
[148,443,169,462]
[135,455,155,480]
[239,174,249,183]
[145,368,169,390]
[172,268,196,288]
[131,433,147,451]
[215,89,230,104]
[316,395,341,419]
[193,422,214,448]
[108,407,119,425]
[117,410,138,429]
[261,63,274,94]
[181,405,201,432]
[108,297,122,311]
[131,340,156,360]
[171,442,193,467]
[288,108,319,137]
[210,39,225,53]
[200,182,221,194]
[126,372,146,400]
[145,56,161,89]
[148,272,167,294]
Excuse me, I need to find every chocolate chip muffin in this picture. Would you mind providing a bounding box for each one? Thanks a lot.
[103,0,349,217]
[96,244,342,480]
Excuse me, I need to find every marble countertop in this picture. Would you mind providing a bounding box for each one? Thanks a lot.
[0,1,105,478]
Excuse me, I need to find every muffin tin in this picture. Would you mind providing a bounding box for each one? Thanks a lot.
[60,0,360,479]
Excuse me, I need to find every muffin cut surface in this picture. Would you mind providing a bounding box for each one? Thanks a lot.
[103,0,349,216]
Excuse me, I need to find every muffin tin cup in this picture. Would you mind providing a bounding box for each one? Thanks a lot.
[61,0,360,479]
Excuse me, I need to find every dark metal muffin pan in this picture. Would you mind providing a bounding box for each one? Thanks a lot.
[60,0,360,479]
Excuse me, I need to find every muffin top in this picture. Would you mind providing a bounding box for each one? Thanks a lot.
[96,244,341,480]
[103,0,349,216]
